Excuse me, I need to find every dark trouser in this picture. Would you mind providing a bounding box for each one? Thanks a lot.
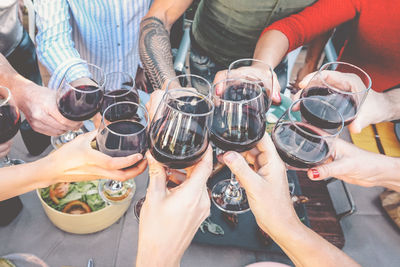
[189,34,287,92]
[6,30,42,86]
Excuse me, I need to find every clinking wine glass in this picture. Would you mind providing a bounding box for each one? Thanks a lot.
[0,86,24,166]
[52,63,105,148]
[272,97,344,171]
[301,61,371,126]
[97,101,149,204]
[210,78,267,214]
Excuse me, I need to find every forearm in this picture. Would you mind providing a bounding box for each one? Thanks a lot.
[0,157,55,201]
[253,30,289,69]
[372,156,400,191]
[263,219,359,267]
[139,17,176,91]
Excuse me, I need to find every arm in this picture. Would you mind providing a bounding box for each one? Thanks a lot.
[139,0,193,90]
[34,0,86,89]
[0,131,146,201]
[254,0,359,68]
[223,135,359,267]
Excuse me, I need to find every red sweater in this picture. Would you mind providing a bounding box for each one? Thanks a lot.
[264,0,400,92]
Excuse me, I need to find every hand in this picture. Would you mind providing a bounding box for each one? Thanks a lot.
[145,89,165,120]
[0,140,12,158]
[136,146,212,267]
[135,66,149,93]
[222,134,298,233]
[306,139,400,191]
[45,131,147,185]
[213,65,281,104]
[15,83,82,136]
[294,61,318,89]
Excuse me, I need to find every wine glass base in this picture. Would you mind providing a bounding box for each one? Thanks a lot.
[211,179,250,214]
[133,197,146,222]
[51,129,84,149]
[3,158,25,166]
[98,179,135,205]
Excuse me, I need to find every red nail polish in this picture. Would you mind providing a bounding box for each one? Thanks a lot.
[310,169,320,179]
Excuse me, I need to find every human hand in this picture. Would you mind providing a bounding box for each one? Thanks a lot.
[306,139,400,191]
[135,66,149,93]
[0,140,12,158]
[15,83,82,136]
[45,131,147,185]
[222,134,298,234]
[136,146,212,267]
[145,89,165,120]
[213,64,281,104]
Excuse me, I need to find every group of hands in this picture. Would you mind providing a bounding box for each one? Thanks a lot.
[1,61,391,265]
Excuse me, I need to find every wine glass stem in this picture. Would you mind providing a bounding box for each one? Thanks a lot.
[62,130,77,143]
[3,155,12,166]
[224,172,242,199]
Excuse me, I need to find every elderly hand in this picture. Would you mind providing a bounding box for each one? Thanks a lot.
[306,139,400,191]
[222,134,298,233]
[46,131,147,184]
[136,146,212,267]
[15,83,82,136]
[0,140,12,158]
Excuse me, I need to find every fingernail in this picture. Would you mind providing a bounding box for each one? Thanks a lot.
[310,168,320,179]
[223,152,237,164]
[135,154,143,160]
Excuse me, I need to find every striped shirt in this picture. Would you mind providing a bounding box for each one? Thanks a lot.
[34,0,151,89]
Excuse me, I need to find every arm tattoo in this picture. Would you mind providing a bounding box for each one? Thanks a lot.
[139,16,176,90]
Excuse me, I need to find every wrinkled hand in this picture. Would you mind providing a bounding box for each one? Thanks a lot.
[0,140,12,158]
[136,146,212,267]
[16,83,82,136]
[223,134,298,233]
[46,131,147,183]
[213,65,281,104]
[306,139,400,190]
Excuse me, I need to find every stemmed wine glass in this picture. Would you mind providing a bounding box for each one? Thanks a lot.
[101,72,139,114]
[0,86,24,165]
[272,97,344,170]
[52,63,105,148]
[210,78,267,214]
[301,61,371,126]
[97,101,149,204]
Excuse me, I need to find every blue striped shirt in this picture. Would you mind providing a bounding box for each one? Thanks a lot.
[34,0,151,89]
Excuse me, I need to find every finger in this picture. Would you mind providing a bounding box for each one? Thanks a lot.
[146,151,167,196]
[184,146,213,189]
[307,159,350,181]
[223,151,263,191]
[117,159,148,180]
[28,120,66,136]
[298,71,318,89]
[106,154,144,170]
[213,70,228,85]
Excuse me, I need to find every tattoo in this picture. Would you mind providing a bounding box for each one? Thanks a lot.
[139,16,176,90]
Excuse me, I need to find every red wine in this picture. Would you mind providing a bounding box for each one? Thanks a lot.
[0,105,21,143]
[302,87,357,127]
[58,85,103,121]
[98,120,147,158]
[101,89,139,114]
[272,123,329,169]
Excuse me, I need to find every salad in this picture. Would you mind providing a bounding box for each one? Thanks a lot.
[40,181,107,214]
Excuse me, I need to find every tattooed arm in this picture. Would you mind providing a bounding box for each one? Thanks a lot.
[139,0,193,90]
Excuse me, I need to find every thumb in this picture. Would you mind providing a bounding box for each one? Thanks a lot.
[145,151,167,197]
[307,160,346,181]
[223,151,262,191]
[298,71,317,89]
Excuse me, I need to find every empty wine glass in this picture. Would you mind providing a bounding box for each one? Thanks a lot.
[272,97,344,171]
[210,78,266,214]
[301,61,371,126]
[52,63,105,148]
[97,101,149,204]
[0,86,24,165]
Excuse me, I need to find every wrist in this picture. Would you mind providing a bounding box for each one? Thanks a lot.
[257,207,302,236]
[374,156,400,188]
[136,242,181,267]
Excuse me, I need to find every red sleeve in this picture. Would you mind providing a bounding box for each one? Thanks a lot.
[262,0,361,51]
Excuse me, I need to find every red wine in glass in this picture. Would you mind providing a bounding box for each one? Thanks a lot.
[58,85,103,121]
[0,105,21,143]
[101,89,139,114]
[301,86,357,127]
[272,122,330,169]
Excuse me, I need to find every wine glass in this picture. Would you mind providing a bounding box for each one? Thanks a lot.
[228,58,274,110]
[301,61,371,126]
[51,63,105,148]
[210,78,266,214]
[101,72,139,114]
[97,101,149,204]
[0,86,24,165]
[272,97,344,170]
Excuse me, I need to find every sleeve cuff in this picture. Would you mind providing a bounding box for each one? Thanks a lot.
[48,58,91,89]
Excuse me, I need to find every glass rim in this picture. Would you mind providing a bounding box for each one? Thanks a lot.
[0,86,12,108]
[286,96,344,139]
[317,61,372,96]
[166,74,212,98]
[162,88,215,117]
[228,58,274,73]
[212,78,264,104]
[63,63,106,93]
[104,71,136,97]
[101,101,149,137]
